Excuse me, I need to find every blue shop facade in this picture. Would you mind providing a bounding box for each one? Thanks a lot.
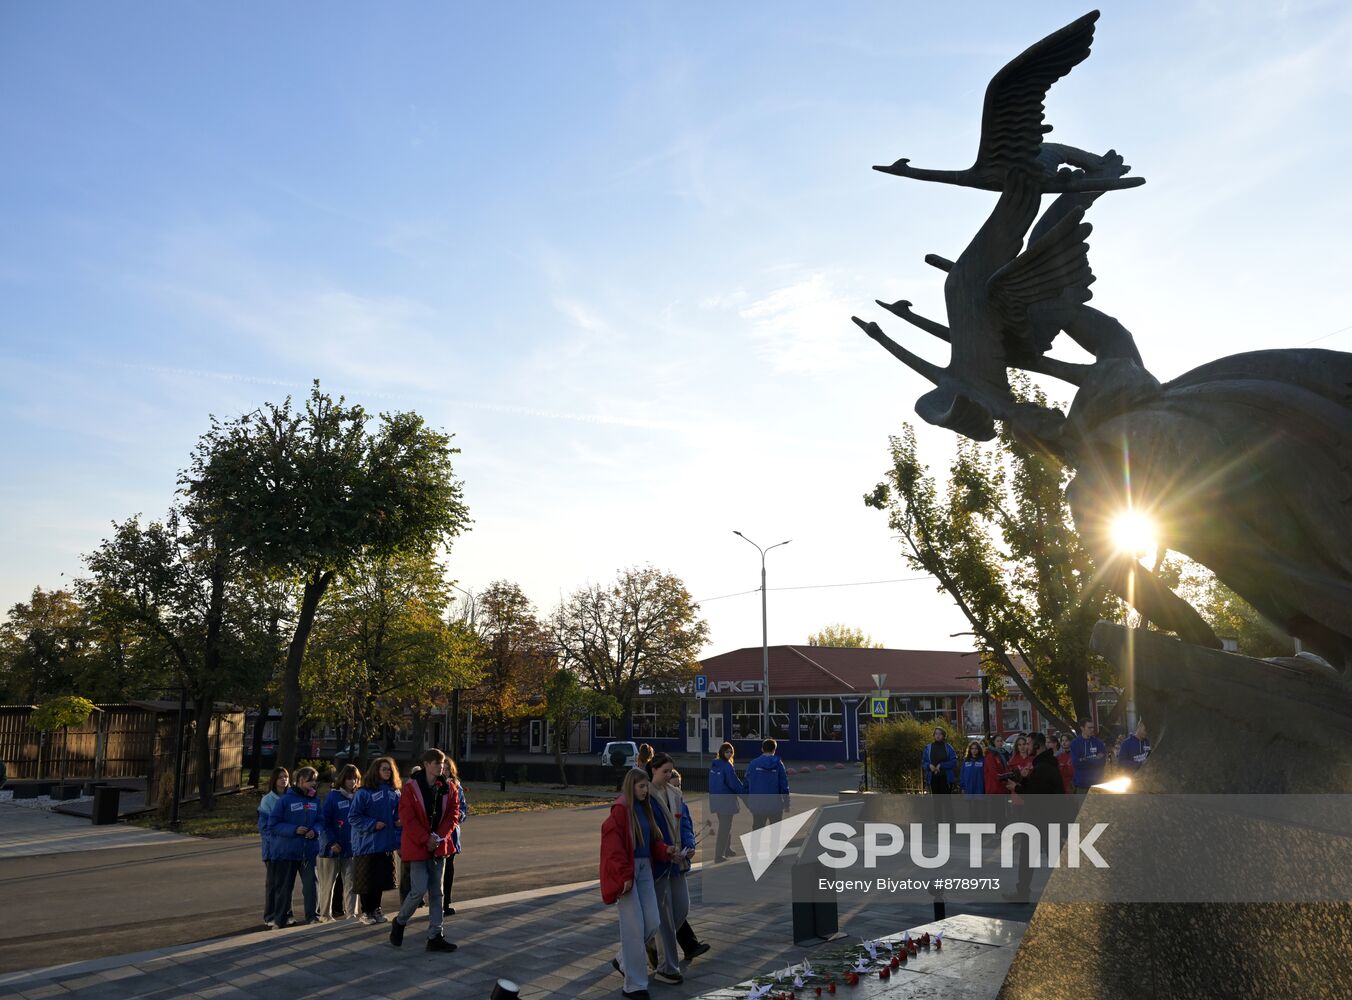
[589,645,989,762]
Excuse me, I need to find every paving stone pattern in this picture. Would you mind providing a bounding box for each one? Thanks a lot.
[0,870,1028,1000]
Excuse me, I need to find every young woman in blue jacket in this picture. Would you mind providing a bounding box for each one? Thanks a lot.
[959,741,986,795]
[349,756,401,923]
[257,767,289,928]
[707,742,748,863]
[317,763,360,920]
[268,765,322,925]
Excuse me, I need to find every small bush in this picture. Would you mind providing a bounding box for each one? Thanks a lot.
[867,717,959,794]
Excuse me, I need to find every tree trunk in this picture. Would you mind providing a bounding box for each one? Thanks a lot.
[278,570,331,769]
[496,717,507,786]
[194,694,215,808]
[1067,663,1092,726]
[411,712,428,757]
[248,695,269,788]
[554,716,568,787]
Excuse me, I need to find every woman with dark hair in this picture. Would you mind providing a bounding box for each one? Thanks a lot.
[707,741,747,863]
[258,767,289,928]
[318,763,360,920]
[602,768,676,999]
[349,756,401,923]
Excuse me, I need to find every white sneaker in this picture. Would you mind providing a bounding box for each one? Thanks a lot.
[359,913,375,925]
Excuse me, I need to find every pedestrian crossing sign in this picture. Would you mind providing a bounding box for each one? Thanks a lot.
[870,696,888,718]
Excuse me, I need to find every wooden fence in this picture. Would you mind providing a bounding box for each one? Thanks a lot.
[0,703,243,793]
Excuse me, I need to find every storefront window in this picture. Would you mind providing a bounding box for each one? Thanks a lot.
[631,701,681,739]
[769,698,791,740]
[729,698,762,740]
[799,697,843,741]
[594,715,617,739]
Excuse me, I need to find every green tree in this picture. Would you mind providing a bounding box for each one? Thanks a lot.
[865,411,1124,731]
[553,566,710,724]
[304,552,481,761]
[184,382,471,769]
[0,588,90,703]
[1172,560,1294,660]
[807,624,884,648]
[469,581,553,781]
[543,668,621,785]
[30,695,96,792]
[81,514,213,804]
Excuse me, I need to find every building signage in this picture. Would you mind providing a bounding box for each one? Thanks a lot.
[695,674,708,699]
[639,679,765,697]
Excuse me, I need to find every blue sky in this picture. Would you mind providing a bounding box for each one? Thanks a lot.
[3,2,1351,656]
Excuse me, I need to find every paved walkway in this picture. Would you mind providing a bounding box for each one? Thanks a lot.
[0,801,193,859]
[0,860,1028,1000]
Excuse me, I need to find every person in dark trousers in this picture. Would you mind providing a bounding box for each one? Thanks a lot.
[388,748,460,952]
[1004,733,1066,901]
[1069,720,1108,791]
[267,765,322,925]
[350,756,401,922]
[707,741,747,862]
[745,738,790,830]
[257,767,289,928]
[921,727,957,793]
[442,758,468,916]
[668,768,710,961]
[1117,720,1151,773]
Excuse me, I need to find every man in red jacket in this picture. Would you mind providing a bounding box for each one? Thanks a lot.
[389,748,460,952]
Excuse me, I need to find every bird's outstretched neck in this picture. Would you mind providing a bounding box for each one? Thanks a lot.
[872,160,966,185]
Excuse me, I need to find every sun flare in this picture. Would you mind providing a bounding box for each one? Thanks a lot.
[1109,510,1158,561]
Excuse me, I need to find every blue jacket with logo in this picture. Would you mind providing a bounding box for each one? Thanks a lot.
[319,787,356,857]
[1117,735,1151,772]
[257,790,282,861]
[708,758,748,815]
[744,753,790,814]
[1069,735,1108,788]
[959,758,986,795]
[268,787,322,862]
[349,783,401,855]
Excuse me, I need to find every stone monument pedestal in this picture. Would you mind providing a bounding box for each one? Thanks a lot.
[997,623,1352,999]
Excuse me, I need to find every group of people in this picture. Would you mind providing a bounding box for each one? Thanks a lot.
[257,747,469,954]
[923,718,1152,798]
[599,743,744,1000]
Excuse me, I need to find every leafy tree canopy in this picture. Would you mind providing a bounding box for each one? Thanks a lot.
[553,565,710,713]
[808,624,883,648]
[865,388,1125,731]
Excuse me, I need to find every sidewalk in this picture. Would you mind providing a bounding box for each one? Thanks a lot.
[0,801,193,859]
[0,863,1027,1000]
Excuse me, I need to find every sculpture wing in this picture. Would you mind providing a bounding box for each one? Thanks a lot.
[987,207,1095,348]
[973,11,1099,175]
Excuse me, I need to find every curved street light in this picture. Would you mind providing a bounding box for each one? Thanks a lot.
[733,531,791,741]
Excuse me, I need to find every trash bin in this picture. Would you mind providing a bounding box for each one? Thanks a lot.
[92,785,121,825]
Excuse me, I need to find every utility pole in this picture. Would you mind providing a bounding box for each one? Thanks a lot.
[733,531,791,740]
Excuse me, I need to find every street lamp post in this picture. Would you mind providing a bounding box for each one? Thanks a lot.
[733,531,791,742]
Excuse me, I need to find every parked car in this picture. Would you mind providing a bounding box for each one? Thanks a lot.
[244,740,278,771]
[333,742,387,766]
[600,741,639,769]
